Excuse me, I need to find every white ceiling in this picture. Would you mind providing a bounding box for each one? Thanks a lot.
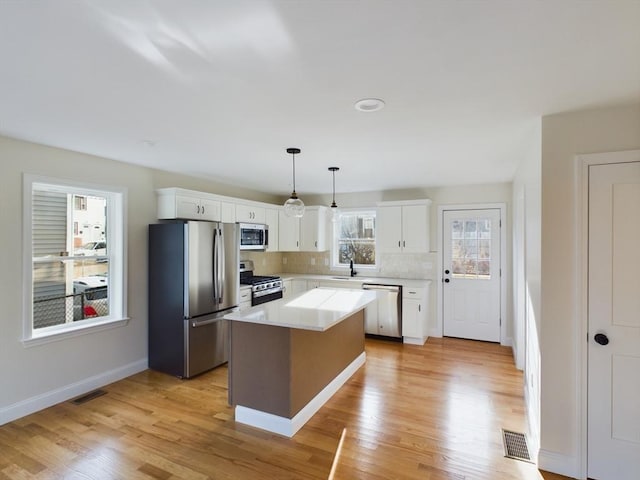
[1,1,639,196]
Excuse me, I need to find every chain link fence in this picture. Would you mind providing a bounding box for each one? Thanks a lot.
[33,289,109,329]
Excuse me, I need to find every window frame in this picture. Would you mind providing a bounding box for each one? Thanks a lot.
[331,208,378,271]
[22,174,128,345]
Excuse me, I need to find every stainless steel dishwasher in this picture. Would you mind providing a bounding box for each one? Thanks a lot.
[362,284,402,338]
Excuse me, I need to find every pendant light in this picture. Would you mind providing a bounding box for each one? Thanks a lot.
[284,147,305,217]
[328,167,341,223]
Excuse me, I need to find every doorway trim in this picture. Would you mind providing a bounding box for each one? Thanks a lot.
[436,202,508,345]
[575,149,640,480]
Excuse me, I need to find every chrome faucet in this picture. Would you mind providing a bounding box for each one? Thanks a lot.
[349,260,357,277]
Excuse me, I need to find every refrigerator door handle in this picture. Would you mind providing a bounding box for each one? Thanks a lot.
[213,227,219,302]
[218,228,225,302]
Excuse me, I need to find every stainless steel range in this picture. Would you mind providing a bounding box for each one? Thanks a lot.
[239,260,283,306]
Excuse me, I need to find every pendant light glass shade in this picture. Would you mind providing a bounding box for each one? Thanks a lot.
[328,167,341,223]
[284,148,304,217]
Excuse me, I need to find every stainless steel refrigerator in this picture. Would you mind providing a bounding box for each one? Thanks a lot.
[148,221,239,378]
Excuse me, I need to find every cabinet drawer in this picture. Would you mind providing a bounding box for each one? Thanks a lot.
[403,287,425,299]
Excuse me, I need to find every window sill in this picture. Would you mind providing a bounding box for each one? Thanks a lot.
[22,317,130,348]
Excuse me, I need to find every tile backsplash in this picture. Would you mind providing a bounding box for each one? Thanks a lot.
[241,250,437,281]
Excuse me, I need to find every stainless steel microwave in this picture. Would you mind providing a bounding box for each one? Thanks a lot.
[238,223,269,250]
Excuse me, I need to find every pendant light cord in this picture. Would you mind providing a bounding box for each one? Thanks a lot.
[292,152,296,194]
[332,169,336,204]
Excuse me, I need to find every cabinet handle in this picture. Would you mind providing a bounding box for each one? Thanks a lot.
[202,206,205,214]
[197,205,200,214]
[315,241,317,247]
[418,304,421,312]
[398,241,401,247]
[403,240,406,247]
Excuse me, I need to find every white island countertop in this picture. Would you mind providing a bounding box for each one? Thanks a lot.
[224,288,376,332]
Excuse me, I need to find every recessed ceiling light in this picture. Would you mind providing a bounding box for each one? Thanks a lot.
[141,140,156,147]
[354,98,385,112]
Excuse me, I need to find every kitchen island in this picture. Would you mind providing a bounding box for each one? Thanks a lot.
[224,288,376,437]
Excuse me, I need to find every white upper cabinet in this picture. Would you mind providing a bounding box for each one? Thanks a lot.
[265,207,279,252]
[220,201,236,223]
[377,200,431,253]
[235,204,265,224]
[157,188,221,221]
[300,206,327,252]
[278,210,300,251]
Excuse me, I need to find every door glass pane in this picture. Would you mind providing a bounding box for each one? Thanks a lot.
[452,220,464,238]
[479,239,491,259]
[450,217,492,279]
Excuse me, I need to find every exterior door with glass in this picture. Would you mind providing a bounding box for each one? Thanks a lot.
[442,209,501,342]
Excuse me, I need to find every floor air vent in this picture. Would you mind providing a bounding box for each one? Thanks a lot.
[501,429,532,463]
[71,389,107,405]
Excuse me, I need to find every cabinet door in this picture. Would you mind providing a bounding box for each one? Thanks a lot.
[290,279,307,294]
[199,197,221,222]
[402,204,429,252]
[282,280,292,299]
[300,208,319,251]
[265,208,279,252]
[236,204,265,223]
[175,194,202,219]
[278,210,300,251]
[377,206,403,253]
[220,202,236,223]
[402,299,422,338]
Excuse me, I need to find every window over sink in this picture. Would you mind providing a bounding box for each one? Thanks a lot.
[332,209,376,270]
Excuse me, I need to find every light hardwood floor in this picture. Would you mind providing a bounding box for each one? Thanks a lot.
[0,338,572,479]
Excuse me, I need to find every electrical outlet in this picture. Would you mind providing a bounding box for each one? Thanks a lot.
[282,257,287,265]
[324,258,329,266]
[310,258,316,265]
[262,258,266,266]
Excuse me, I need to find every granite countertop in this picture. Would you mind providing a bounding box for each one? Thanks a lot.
[224,288,376,331]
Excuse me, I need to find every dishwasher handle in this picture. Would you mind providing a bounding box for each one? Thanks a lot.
[362,284,401,293]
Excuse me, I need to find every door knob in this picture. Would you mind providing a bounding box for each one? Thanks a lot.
[594,333,609,346]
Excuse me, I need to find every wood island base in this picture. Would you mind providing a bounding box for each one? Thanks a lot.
[228,309,365,437]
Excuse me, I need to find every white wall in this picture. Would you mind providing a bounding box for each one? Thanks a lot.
[512,118,542,457]
[539,103,640,477]
[0,135,277,424]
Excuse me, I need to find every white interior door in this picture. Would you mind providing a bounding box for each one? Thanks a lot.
[442,209,501,342]
[588,161,640,480]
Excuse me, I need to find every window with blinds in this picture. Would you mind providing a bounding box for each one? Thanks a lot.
[25,176,126,340]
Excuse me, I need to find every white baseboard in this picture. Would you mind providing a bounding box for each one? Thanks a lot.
[403,336,427,345]
[235,352,366,437]
[538,449,582,479]
[0,358,148,426]
[502,336,513,347]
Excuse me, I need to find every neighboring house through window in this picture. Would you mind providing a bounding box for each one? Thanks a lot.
[332,209,377,269]
[24,175,126,342]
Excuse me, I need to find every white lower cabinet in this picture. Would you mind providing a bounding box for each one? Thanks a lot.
[402,285,429,345]
[239,287,252,311]
[282,279,293,299]
[290,279,308,295]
